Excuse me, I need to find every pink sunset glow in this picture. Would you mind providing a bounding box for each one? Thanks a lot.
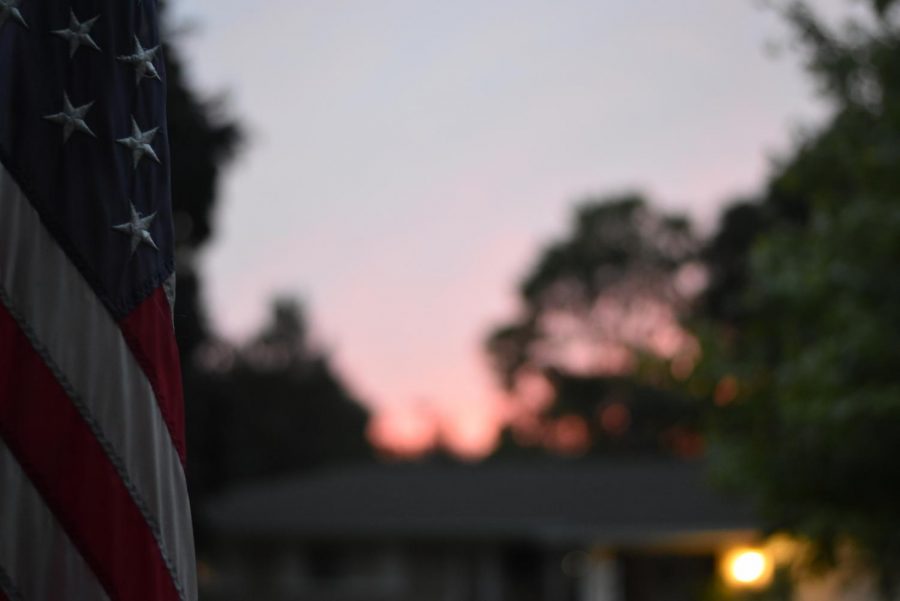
[169,0,853,458]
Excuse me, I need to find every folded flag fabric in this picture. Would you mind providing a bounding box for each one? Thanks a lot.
[0,1,196,600]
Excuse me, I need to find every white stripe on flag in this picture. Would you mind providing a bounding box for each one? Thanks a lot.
[0,165,197,601]
[0,440,112,601]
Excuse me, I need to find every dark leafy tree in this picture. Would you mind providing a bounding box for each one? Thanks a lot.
[697,0,900,587]
[214,299,372,484]
[162,22,242,360]
[486,195,705,457]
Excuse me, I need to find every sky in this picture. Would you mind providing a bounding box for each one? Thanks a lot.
[168,0,850,457]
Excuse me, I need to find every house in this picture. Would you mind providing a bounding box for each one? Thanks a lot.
[201,460,768,601]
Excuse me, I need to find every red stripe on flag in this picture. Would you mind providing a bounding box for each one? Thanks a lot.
[119,287,186,464]
[0,304,181,601]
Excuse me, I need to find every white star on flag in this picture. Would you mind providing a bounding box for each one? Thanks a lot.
[43,92,96,143]
[0,0,27,30]
[117,36,160,86]
[113,203,159,254]
[53,10,101,58]
[118,117,161,169]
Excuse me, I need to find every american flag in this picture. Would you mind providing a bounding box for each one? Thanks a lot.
[0,1,196,600]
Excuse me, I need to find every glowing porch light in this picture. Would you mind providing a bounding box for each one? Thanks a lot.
[721,547,773,589]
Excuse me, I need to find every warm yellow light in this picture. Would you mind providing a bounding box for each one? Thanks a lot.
[721,547,772,589]
[732,550,766,583]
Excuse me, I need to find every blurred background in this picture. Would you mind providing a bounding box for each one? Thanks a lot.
[160,0,900,599]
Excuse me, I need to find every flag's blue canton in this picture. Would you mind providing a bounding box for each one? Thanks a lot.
[0,0,173,319]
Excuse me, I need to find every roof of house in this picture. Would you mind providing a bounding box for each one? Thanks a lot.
[205,460,757,546]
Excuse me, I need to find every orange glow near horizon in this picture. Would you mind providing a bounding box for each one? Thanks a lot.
[281,247,709,463]
[599,402,631,437]
[367,401,503,460]
[545,415,590,457]
[366,407,439,459]
[438,411,501,460]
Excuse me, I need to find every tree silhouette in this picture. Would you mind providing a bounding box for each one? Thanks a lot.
[486,195,704,458]
[697,0,900,586]
[162,13,242,361]
[214,299,371,484]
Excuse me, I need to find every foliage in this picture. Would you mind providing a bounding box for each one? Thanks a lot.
[699,1,900,586]
[486,195,705,457]
[488,195,698,384]
[200,299,371,487]
[161,19,242,360]
[708,197,900,578]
